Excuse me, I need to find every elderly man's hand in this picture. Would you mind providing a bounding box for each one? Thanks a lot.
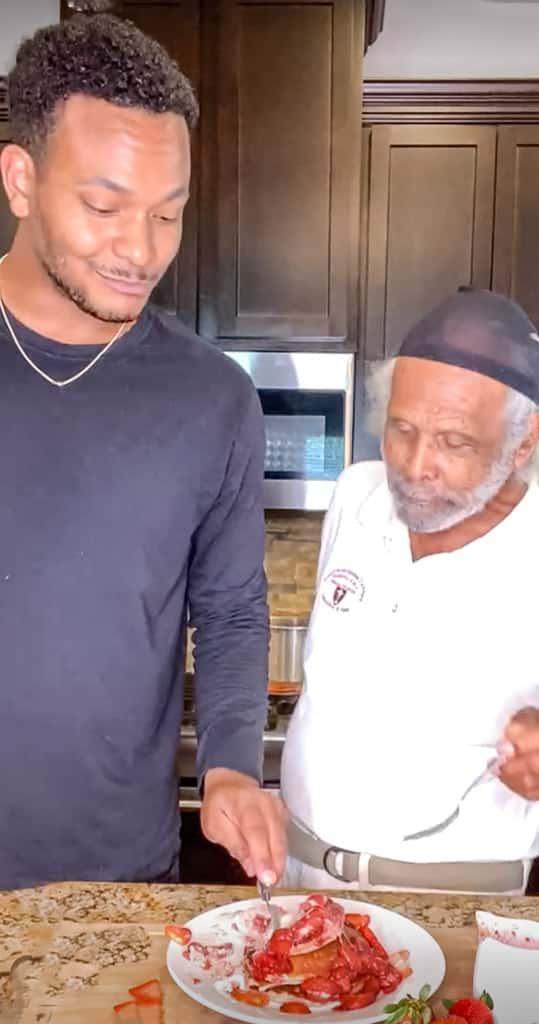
[200,768,288,883]
[498,707,539,800]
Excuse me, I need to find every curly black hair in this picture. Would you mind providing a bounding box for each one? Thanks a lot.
[7,13,199,158]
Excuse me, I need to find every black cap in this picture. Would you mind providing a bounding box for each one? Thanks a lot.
[398,289,539,404]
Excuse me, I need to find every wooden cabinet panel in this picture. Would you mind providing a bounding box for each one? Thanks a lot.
[122,1,200,327]
[200,0,362,345]
[493,126,539,330]
[362,124,496,360]
[237,5,331,320]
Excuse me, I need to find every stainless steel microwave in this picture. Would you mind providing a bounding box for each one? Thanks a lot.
[224,352,354,510]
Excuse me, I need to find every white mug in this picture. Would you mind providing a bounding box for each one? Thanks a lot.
[473,911,539,1024]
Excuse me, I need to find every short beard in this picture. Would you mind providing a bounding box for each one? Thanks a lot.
[41,258,129,324]
[385,445,517,533]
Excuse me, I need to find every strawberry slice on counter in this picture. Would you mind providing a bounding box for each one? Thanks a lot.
[113,1000,139,1021]
[443,991,494,1024]
[164,924,191,946]
[128,979,162,1005]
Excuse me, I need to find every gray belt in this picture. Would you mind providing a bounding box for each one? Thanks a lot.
[289,819,525,893]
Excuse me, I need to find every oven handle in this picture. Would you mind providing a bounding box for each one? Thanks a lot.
[179,786,201,811]
[178,782,280,812]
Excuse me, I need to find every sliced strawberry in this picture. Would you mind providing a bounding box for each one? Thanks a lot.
[248,948,292,982]
[280,1001,311,1013]
[329,967,352,994]
[128,978,162,1005]
[388,948,411,978]
[113,1000,139,1020]
[164,925,191,946]
[266,928,294,958]
[300,976,340,1003]
[231,987,269,1007]
[361,975,380,995]
[357,922,388,960]
[290,909,325,946]
[300,893,328,910]
[344,913,370,930]
[336,991,378,1010]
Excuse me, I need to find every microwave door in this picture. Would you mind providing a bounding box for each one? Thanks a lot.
[260,389,345,511]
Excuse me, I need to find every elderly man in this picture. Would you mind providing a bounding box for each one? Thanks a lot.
[281,289,539,895]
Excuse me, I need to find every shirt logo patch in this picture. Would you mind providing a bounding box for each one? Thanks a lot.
[321,569,364,612]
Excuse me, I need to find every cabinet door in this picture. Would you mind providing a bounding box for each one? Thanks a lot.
[492,126,539,329]
[61,1,200,328]
[362,124,496,360]
[200,0,362,346]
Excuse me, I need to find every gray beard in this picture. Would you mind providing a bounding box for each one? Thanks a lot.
[385,446,517,533]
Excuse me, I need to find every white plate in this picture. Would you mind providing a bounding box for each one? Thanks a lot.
[166,895,446,1023]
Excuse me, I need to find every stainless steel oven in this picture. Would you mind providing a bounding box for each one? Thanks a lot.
[225,352,354,510]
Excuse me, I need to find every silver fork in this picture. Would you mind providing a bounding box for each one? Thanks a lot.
[257,878,281,936]
[403,757,500,842]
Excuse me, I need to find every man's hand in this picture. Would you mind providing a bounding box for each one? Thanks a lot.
[200,768,288,883]
[498,707,539,800]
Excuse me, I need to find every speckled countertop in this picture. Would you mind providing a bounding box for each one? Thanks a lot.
[1,883,538,1022]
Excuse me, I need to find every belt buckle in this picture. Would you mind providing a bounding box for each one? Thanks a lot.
[323,844,358,884]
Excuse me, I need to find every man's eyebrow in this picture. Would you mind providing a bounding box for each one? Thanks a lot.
[78,177,189,201]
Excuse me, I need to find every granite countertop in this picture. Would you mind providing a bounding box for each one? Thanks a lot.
[1,882,538,1022]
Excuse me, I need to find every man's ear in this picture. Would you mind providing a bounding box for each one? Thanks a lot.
[0,144,36,220]
[514,409,539,472]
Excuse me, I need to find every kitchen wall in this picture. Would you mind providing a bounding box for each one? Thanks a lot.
[0,1,60,75]
[364,0,539,79]
[265,511,323,620]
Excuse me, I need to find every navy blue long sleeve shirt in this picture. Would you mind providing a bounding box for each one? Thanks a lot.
[0,305,268,889]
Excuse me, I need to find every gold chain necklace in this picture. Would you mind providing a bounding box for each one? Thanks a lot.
[0,253,128,388]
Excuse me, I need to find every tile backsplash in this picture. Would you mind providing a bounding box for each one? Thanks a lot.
[265,510,323,619]
[186,509,322,670]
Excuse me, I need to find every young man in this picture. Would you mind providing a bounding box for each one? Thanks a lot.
[0,14,286,889]
[281,289,539,895]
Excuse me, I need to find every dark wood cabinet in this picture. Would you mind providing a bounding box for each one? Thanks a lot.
[114,1,201,328]
[359,82,539,357]
[199,0,363,347]
[361,124,496,360]
[493,125,539,331]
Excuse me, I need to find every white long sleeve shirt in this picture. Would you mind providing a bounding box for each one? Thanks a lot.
[281,461,539,863]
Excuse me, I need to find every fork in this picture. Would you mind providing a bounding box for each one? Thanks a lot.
[403,757,500,842]
[257,877,281,936]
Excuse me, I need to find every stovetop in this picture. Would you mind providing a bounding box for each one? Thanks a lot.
[179,673,298,786]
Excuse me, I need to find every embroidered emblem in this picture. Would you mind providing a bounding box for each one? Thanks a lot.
[321,569,364,612]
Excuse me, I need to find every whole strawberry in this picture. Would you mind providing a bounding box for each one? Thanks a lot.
[443,991,494,1024]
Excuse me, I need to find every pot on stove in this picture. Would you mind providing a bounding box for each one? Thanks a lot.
[269,614,308,695]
